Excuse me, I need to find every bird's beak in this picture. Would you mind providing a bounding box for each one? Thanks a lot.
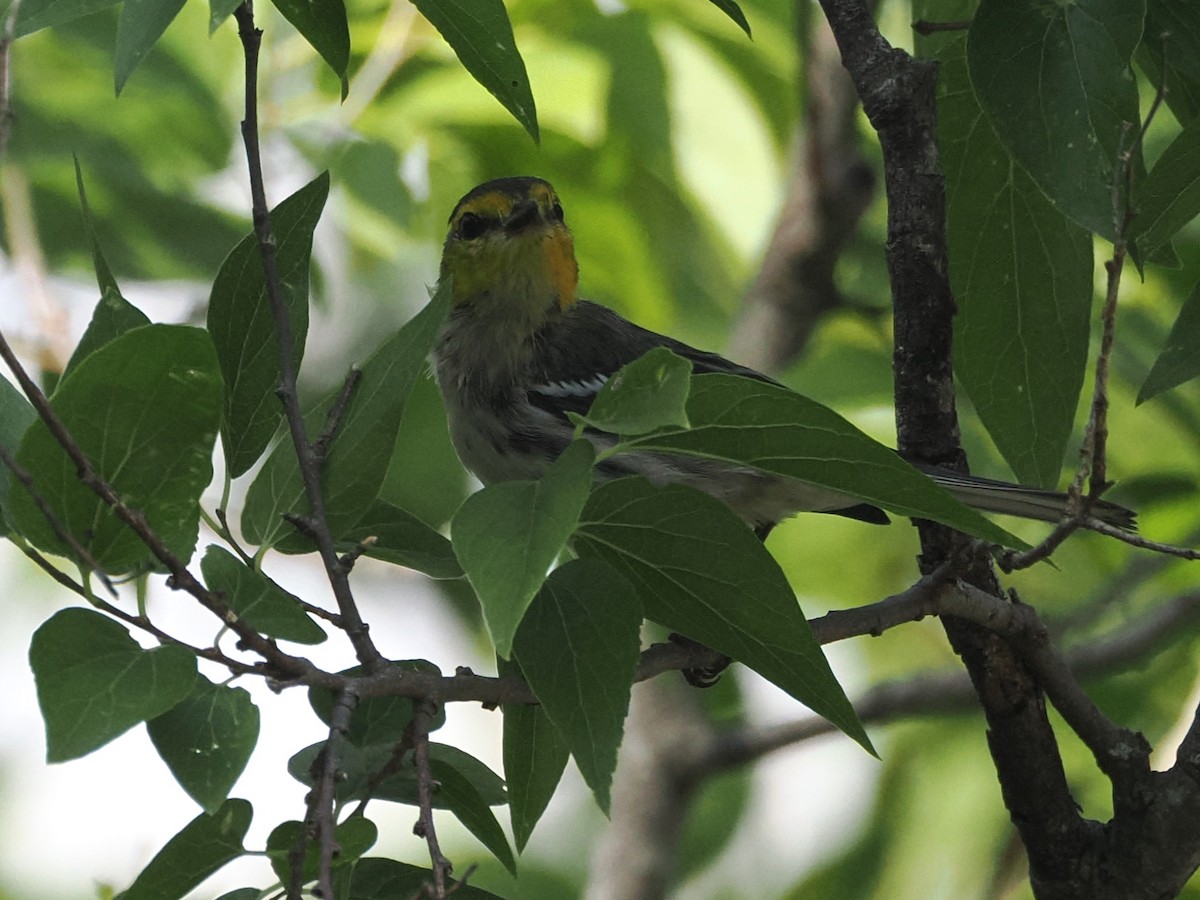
[504,198,541,235]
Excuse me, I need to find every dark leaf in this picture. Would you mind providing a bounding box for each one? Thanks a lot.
[200,545,326,644]
[968,0,1144,237]
[410,0,538,140]
[242,282,451,549]
[9,325,222,573]
[499,655,569,852]
[512,558,641,815]
[30,608,197,762]
[339,500,462,579]
[115,799,251,900]
[574,478,873,754]
[147,675,260,813]
[452,440,595,657]
[209,173,328,478]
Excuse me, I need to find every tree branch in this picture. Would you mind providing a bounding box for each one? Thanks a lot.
[232,1,382,671]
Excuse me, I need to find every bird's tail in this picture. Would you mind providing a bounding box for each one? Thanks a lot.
[920,466,1137,532]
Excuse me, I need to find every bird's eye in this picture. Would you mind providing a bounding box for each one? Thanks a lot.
[550,201,565,223]
[457,212,488,240]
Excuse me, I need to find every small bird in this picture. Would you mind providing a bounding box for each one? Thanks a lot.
[431,176,1135,540]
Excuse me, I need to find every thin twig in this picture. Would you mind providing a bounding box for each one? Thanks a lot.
[15,541,86,596]
[409,699,451,896]
[231,1,382,670]
[314,366,362,463]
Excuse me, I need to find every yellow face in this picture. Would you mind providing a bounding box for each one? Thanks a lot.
[440,177,578,316]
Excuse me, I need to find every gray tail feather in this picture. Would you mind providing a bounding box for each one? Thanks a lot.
[920,466,1137,532]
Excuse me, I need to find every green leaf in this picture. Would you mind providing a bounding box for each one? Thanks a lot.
[936,36,1093,488]
[269,0,350,93]
[703,0,752,37]
[571,346,691,436]
[214,890,262,900]
[9,324,222,573]
[623,374,1023,548]
[209,0,243,32]
[63,160,151,379]
[452,440,595,657]
[1146,0,1200,90]
[30,608,197,762]
[512,559,641,815]
[0,376,37,530]
[242,283,452,549]
[1138,280,1200,403]
[147,675,260,814]
[335,857,504,899]
[967,0,1145,238]
[200,545,326,644]
[209,173,328,478]
[307,660,445,747]
[431,758,516,875]
[574,478,873,754]
[1130,120,1200,257]
[14,0,120,36]
[499,655,569,852]
[64,293,152,380]
[288,740,506,807]
[114,0,187,93]
[410,0,538,141]
[339,500,462,579]
[265,817,377,883]
[115,799,251,900]
[73,157,124,301]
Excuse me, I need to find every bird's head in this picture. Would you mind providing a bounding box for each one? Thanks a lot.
[440,176,579,321]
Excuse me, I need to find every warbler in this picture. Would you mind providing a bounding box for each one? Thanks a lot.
[431,176,1135,538]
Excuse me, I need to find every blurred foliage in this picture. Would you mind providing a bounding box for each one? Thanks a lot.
[2,0,1200,896]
